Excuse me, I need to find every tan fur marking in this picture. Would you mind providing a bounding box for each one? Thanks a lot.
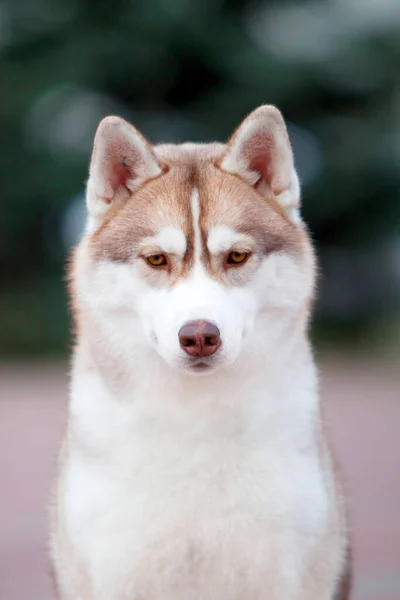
[88,142,310,288]
[89,164,194,282]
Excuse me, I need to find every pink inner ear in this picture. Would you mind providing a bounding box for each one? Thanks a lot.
[242,129,274,188]
[110,161,131,191]
[103,138,142,199]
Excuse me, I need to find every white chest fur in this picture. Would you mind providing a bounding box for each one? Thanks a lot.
[59,361,332,600]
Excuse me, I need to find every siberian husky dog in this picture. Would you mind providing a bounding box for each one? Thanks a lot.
[51,106,350,600]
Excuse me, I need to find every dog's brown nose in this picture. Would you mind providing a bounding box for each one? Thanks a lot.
[179,321,221,357]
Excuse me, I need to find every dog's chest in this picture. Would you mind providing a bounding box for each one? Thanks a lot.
[64,421,328,600]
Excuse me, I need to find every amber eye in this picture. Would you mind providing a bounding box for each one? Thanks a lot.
[226,250,249,265]
[146,254,167,267]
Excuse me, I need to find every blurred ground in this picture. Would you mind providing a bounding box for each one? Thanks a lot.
[0,357,399,600]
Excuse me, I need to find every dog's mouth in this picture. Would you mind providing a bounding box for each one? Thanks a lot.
[184,358,216,375]
[190,360,211,371]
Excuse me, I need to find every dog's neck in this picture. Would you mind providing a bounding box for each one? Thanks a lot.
[69,316,319,456]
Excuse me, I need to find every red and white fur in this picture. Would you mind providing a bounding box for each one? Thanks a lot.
[51,106,349,600]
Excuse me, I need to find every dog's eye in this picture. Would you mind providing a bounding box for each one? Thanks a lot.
[146,254,167,267]
[226,251,249,265]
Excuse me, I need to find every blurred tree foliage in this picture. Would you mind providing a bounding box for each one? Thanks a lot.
[1,0,400,354]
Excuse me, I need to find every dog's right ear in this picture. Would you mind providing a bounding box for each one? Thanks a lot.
[220,106,301,223]
[86,116,162,229]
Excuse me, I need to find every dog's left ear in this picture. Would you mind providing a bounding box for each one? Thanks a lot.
[86,116,162,228]
[220,105,301,223]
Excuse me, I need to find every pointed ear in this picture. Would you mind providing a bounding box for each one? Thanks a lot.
[220,105,301,223]
[86,116,162,227]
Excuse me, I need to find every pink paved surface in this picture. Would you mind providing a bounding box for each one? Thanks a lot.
[0,357,399,600]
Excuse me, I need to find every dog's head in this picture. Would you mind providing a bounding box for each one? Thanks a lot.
[73,106,315,375]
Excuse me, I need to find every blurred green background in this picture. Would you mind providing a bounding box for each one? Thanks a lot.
[1,0,400,356]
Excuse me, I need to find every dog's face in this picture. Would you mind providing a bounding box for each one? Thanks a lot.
[74,107,315,375]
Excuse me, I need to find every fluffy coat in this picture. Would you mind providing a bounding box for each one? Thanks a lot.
[51,106,349,600]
